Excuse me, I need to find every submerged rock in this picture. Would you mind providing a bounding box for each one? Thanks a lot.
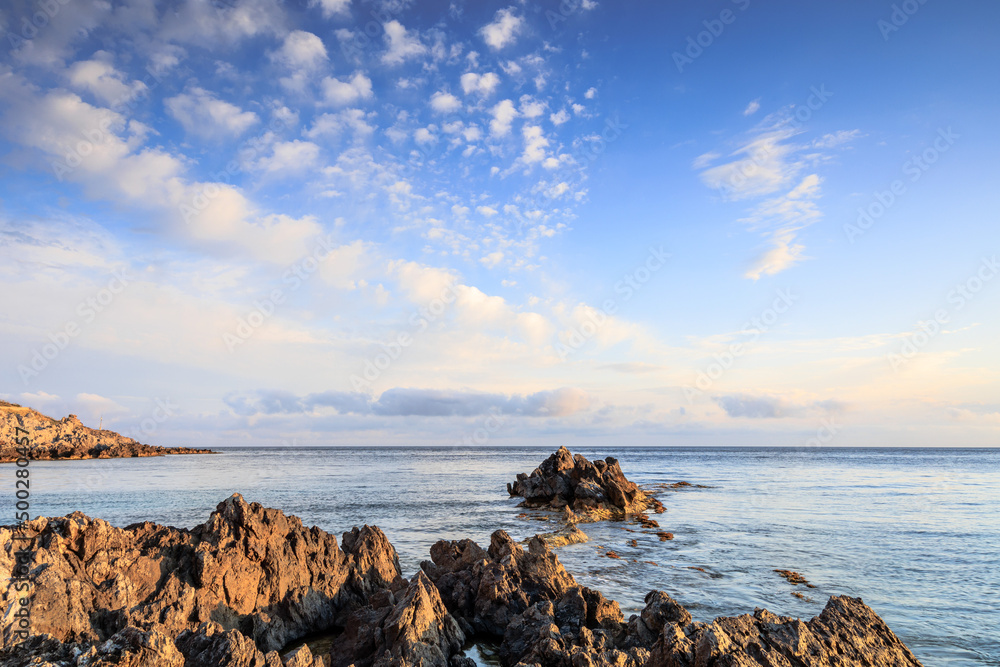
[507,447,663,519]
[0,494,401,655]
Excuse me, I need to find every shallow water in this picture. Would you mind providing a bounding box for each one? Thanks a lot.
[18,447,1000,665]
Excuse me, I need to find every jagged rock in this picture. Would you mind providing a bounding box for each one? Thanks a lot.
[622,591,692,650]
[330,571,464,667]
[507,448,663,519]
[0,626,184,667]
[649,595,924,667]
[175,621,272,666]
[0,495,401,655]
[421,531,579,637]
[0,402,213,462]
[284,644,327,667]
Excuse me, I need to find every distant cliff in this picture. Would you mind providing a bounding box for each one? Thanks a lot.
[0,400,213,462]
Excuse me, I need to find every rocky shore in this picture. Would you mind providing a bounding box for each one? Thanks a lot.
[0,448,926,666]
[0,401,213,462]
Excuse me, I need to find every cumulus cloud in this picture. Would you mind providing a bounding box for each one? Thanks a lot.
[430,91,462,113]
[714,394,847,419]
[310,0,350,18]
[743,98,761,116]
[254,140,321,174]
[225,387,593,418]
[383,20,427,65]
[321,72,374,106]
[305,109,375,140]
[272,30,328,69]
[67,52,146,106]
[460,71,501,96]
[480,7,524,50]
[489,99,517,137]
[165,87,259,138]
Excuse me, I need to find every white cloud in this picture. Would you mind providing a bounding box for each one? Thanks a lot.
[165,87,259,138]
[741,174,823,280]
[550,109,570,126]
[519,95,547,118]
[584,87,597,99]
[743,98,761,116]
[305,109,375,140]
[254,140,321,174]
[310,0,351,18]
[480,7,524,50]
[430,91,462,114]
[812,130,862,149]
[67,53,146,106]
[477,206,498,217]
[698,127,801,200]
[383,20,427,65]
[489,99,517,137]
[321,72,374,106]
[521,125,549,164]
[460,71,500,96]
[415,126,438,145]
[273,30,328,69]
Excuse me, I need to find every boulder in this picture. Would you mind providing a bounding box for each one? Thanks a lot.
[507,448,662,519]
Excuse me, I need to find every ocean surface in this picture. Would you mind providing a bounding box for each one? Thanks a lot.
[19,447,1000,666]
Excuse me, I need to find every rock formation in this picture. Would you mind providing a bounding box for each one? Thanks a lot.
[329,571,464,667]
[507,447,663,519]
[0,494,401,656]
[0,401,213,462]
[649,595,924,667]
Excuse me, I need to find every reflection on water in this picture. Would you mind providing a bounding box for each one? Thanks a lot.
[18,446,1000,666]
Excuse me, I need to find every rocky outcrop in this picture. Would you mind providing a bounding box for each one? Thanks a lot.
[507,447,663,518]
[330,571,464,667]
[0,494,402,655]
[0,402,213,462]
[649,595,924,667]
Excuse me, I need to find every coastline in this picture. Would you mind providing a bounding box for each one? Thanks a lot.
[0,448,931,667]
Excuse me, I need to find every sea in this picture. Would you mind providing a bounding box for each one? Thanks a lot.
[19,447,1000,666]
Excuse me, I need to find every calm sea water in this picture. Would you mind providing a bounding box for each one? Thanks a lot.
[17,447,1000,666]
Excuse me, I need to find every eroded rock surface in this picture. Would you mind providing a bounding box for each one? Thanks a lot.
[0,402,213,462]
[330,571,464,667]
[507,447,663,518]
[0,494,401,654]
[650,595,924,667]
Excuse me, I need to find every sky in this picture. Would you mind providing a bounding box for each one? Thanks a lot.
[1,0,998,448]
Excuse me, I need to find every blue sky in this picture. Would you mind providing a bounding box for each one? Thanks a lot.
[1,0,998,447]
